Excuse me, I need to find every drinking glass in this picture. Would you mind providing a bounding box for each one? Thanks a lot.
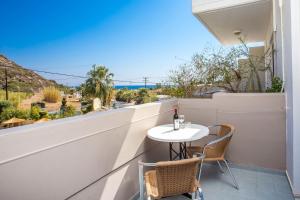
[179,115,185,129]
[185,122,192,128]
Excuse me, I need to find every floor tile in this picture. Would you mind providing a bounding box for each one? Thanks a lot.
[139,165,294,200]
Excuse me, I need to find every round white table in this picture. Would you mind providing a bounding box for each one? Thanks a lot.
[147,124,209,160]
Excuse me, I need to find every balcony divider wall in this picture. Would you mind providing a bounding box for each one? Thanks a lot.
[0,93,286,200]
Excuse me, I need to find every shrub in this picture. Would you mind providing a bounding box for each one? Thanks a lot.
[161,87,185,97]
[123,91,135,103]
[49,113,60,120]
[43,87,60,103]
[15,109,30,120]
[0,106,31,122]
[81,99,93,114]
[30,106,41,120]
[60,97,76,117]
[0,100,12,113]
[39,110,49,119]
[0,107,17,122]
[266,77,283,93]
[61,105,76,118]
[116,89,136,103]
[0,90,32,107]
[60,97,67,112]
[150,94,158,102]
[135,88,151,104]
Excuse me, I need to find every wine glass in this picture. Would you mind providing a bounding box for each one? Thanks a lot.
[179,115,185,129]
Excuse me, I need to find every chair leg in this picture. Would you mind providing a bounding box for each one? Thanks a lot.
[138,163,144,200]
[198,188,204,200]
[192,192,196,200]
[223,159,239,190]
[217,161,225,173]
[197,161,203,181]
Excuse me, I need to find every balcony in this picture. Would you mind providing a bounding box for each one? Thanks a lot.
[192,0,273,45]
[0,93,293,200]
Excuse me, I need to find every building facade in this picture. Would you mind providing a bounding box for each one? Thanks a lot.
[192,0,300,197]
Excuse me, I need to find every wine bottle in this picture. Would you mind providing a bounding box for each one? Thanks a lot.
[173,109,180,130]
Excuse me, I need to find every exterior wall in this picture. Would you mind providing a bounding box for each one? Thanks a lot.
[179,93,286,170]
[291,0,300,194]
[0,94,287,199]
[0,100,177,200]
[281,0,294,190]
[272,0,284,79]
[283,0,300,196]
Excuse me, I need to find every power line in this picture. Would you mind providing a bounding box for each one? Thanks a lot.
[32,69,88,79]
[0,64,158,85]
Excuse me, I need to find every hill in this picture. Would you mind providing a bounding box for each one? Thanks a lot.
[0,55,59,93]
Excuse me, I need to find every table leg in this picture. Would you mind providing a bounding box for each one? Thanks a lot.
[179,143,182,159]
[178,142,188,159]
[169,142,181,160]
[183,142,187,158]
[169,143,172,160]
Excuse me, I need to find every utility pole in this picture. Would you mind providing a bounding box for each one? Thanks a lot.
[143,77,148,88]
[5,66,8,100]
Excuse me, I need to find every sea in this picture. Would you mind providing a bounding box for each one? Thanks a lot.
[114,85,157,90]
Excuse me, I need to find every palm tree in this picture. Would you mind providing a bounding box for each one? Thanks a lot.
[83,65,114,106]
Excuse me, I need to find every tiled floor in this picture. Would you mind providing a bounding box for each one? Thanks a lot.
[163,164,294,200]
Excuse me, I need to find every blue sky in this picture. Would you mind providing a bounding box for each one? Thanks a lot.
[0,0,219,86]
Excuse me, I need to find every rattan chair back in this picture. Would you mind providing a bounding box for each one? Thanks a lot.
[204,125,234,158]
[217,124,235,137]
[155,158,200,197]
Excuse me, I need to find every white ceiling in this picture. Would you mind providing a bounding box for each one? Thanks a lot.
[193,0,272,45]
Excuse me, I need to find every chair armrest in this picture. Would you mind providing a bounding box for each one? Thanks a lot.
[138,161,156,200]
[205,132,233,147]
[193,152,205,160]
[208,125,222,129]
[138,161,156,167]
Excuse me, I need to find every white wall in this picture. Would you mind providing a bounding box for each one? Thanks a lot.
[179,93,286,170]
[0,94,288,199]
[273,0,284,79]
[290,0,300,195]
[282,0,300,196]
[0,100,177,200]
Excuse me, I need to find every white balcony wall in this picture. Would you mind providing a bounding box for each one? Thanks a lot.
[0,100,177,200]
[282,0,300,196]
[179,93,286,170]
[0,94,287,200]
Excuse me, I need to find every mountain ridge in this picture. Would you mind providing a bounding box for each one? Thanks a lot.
[0,54,58,93]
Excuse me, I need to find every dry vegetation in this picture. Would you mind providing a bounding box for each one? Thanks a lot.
[43,87,61,103]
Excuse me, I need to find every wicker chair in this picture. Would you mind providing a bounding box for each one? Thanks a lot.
[187,124,239,189]
[139,156,205,200]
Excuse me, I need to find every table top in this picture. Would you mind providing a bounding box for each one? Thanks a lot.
[147,124,209,143]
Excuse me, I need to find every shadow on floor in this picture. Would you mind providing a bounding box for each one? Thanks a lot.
[159,164,294,200]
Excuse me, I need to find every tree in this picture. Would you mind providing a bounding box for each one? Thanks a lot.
[82,65,114,106]
[194,46,244,92]
[168,64,199,97]
[167,41,272,96]
[238,39,273,92]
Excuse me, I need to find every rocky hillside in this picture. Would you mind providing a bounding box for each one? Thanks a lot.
[0,55,58,93]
